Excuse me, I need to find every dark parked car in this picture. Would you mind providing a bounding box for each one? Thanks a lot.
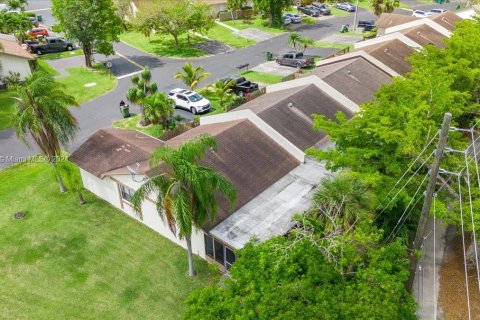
[312,2,331,15]
[276,52,315,68]
[283,13,302,23]
[222,77,259,97]
[27,37,74,55]
[335,2,356,12]
[297,6,320,17]
[358,20,376,31]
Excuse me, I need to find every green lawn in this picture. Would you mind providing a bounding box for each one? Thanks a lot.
[56,65,117,104]
[39,49,84,60]
[207,24,255,48]
[240,70,284,85]
[0,161,214,319]
[315,41,353,51]
[224,17,286,34]
[112,114,164,138]
[37,59,61,76]
[330,7,351,16]
[119,32,207,58]
[0,90,15,131]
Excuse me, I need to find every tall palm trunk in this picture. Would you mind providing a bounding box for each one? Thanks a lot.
[186,235,196,277]
[78,191,86,205]
[52,163,67,193]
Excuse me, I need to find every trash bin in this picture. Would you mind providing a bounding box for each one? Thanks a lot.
[265,51,273,61]
[120,105,130,118]
[340,24,349,33]
[36,14,42,22]
[436,0,443,4]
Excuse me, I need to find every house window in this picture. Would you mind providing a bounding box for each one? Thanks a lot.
[119,184,134,203]
[204,234,214,259]
[225,247,236,270]
[204,234,236,270]
[214,239,225,264]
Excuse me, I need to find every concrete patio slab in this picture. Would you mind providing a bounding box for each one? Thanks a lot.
[234,28,277,42]
[251,61,297,76]
[320,34,363,44]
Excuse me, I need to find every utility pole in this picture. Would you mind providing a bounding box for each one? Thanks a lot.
[352,0,360,31]
[407,112,452,291]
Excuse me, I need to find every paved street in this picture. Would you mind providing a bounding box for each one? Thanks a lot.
[0,0,457,168]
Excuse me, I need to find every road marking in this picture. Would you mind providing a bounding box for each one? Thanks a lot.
[25,7,51,12]
[116,70,143,80]
[115,51,144,69]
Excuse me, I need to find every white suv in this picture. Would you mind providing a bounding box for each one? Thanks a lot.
[168,88,211,115]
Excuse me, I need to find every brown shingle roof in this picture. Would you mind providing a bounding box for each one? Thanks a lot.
[359,39,415,75]
[376,13,419,29]
[236,84,354,150]
[430,11,462,31]
[307,57,393,105]
[0,38,34,60]
[69,128,164,178]
[401,24,447,48]
[165,119,300,230]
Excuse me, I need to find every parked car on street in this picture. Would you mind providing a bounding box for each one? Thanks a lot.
[297,6,320,17]
[357,20,376,31]
[168,88,211,114]
[312,2,331,15]
[283,13,302,23]
[335,2,356,12]
[28,28,49,38]
[221,77,259,97]
[27,37,74,55]
[282,15,292,25]
[412,9,433,17]
[276,52,315,68]
[429,8,447,14]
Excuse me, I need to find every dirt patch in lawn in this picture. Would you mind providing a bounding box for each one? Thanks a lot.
[439,232,480,319]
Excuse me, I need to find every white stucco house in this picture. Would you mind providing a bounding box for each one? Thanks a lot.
[70,75,369,271]
[0,37,35,81]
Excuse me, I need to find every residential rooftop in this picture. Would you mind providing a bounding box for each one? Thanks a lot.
[400,24,447,48]
[307,57,393,105]
[236,84,355,150]
[0,37,35,60]
[359,39,416,75]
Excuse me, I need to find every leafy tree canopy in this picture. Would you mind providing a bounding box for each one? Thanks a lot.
[51,0,123,68]
[252,0,292,26]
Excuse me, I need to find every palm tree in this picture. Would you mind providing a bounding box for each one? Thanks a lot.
[370,0,400,15]
[143,92,175,130]
[207,79,235,111]
[12,71,79,193]
[287,32,302,50]
[174,63,211,90]
[310,174,373,231]
[126,67,158,126]
[131,134,236,276]
[298,37,315,53]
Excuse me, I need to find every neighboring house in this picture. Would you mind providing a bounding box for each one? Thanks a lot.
[308,54,397,105]
[0,37,34,81]
[375,13,419,36]
[131,0,254,15]
[356,39,417,75]
[399,24,448,48]
[202,0,254,13]
[376,12,462,36]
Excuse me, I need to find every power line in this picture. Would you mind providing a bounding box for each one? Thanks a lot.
[457,172,472,320]
[463,149,480,301]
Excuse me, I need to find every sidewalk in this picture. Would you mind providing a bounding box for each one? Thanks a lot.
[412,215,448,319]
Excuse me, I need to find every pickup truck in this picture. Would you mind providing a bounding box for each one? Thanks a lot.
[28,37,74,55]
[222,77,259,97]
[276,52,315,68]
